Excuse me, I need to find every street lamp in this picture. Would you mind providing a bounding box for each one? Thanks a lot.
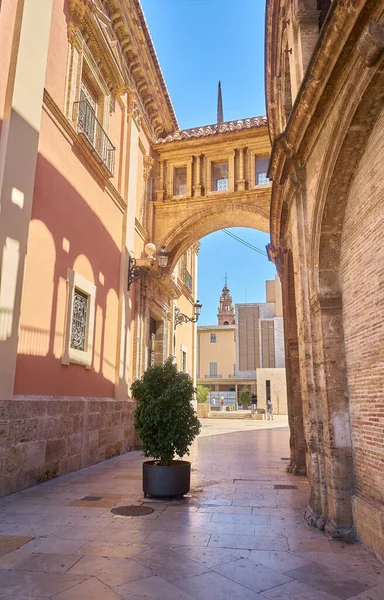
[174,301,202,327]
[128,244,169,291]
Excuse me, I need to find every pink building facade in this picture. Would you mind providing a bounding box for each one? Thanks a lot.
[0,0,184,495]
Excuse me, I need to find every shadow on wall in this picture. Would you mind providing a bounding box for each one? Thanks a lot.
[10,152,125,398]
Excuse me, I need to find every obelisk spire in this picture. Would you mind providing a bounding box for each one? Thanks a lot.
[217,81,224,124]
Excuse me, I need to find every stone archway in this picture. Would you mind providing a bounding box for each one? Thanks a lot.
[150,119,272,271]
[310,59,384,541]
[158,201,269,273]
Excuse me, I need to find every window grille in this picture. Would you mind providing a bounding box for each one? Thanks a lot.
[209,362,218,376]
[70,289,88,351]
[216,178,229,191]
[210,333,216,343]
[185,269,193,291]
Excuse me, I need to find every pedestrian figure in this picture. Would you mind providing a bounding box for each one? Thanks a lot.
[212,396,216,406]
[267,399,273,420]
[220,396,225,411]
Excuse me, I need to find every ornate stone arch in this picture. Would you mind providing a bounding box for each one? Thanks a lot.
[160,202,270,273]
[307,46,384,538]
[311,55,384,298]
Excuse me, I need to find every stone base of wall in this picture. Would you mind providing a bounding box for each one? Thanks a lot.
[0,396,137,497]
[197,404,210,418]
[353,495,384,563]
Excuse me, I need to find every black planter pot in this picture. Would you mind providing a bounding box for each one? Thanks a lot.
[142,460,191,498]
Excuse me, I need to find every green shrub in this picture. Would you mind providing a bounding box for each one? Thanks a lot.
[240,390,250,406]
[131,358,201,466]
[196,385,209,404]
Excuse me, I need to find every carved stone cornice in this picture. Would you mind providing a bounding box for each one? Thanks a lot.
[128,90,142,130]
[266,243,284,280]
[143,156,155,181]
[68,0,127,96]
[309,292,342,314]
[357,22,384,67]
[192,241,201,255]
[68,0,178,139]
[289,163,306,194]
[105,0,178,138]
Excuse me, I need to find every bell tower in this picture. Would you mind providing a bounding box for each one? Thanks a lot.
[218,276,235,325]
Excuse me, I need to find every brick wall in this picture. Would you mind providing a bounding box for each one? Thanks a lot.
[0,397,136,497]
[340,107,384,558]
[237,305,260,374]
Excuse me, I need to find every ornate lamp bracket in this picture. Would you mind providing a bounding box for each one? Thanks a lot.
[127,245,169,291]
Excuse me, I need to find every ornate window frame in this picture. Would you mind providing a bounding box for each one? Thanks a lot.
[66,41,111,132]
[168,160,192,199]
[249,150,271,189]
[205,153,235,195]
[62,269,96,368]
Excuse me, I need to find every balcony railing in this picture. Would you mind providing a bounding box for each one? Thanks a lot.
[73,95,115,176]
[185,269,193,291]
[205,374,222,379]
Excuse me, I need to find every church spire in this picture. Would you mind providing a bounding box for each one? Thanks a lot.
[217,279,235,326]
[217,81,224,124]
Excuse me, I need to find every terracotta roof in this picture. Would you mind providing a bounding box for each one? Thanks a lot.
[155,116,268,144]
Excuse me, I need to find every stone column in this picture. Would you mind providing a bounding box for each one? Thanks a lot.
[143,155,154,235]
[237,148,245,191]
[156,159,164,201]
[311,293,355,539]
[228,150,235,193]
[281,249,306,475]
[290,167,328,529]
[193,154,202,197]
[115,92,142,400]
[0,0,53,400]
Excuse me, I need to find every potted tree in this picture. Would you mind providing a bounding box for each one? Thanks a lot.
[240,390,250,410]
[131,357,201,498]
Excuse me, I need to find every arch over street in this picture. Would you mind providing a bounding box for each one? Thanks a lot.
[150,118,272,272]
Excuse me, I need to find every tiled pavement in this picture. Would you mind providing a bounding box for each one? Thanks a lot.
[0,418,382,599]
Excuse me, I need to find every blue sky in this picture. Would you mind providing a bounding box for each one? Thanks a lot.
[141,1,274,325]
[141,0,266,129]
[197,229,276,325]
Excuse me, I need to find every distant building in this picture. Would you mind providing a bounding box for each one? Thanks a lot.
[197,277,287,413]
[217,283,235,325]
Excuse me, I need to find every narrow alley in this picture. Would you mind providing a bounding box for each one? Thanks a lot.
[0,421,382,599]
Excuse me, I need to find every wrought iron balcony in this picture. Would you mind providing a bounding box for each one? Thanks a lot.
[185,269,193,291]
[73,95,115,176]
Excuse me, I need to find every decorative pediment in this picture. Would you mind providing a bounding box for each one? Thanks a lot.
[68,0,127,96]
[68,0,178,140]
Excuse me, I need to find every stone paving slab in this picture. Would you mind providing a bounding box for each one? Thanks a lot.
[0,420,382,599]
